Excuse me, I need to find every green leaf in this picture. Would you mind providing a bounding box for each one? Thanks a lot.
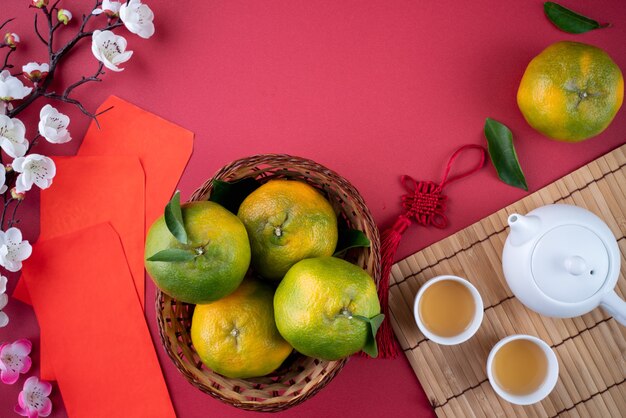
[484,118,528,191]
[333,217,371,256]
[164,191,188,244]
[209,178,261,214]
[544,2,609,34]
[354,313,385,358]
[146,248,196,262]
[369,313,385,337]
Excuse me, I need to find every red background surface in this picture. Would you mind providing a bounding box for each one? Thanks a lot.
[1,1,625,417]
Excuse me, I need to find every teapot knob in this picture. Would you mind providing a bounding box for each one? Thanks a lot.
[564,256,587,276]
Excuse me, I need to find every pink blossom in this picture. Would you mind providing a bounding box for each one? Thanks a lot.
[15,376,52,418]
[0,339,32,384]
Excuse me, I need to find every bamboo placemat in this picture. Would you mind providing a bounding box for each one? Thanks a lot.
[389,144,626,418]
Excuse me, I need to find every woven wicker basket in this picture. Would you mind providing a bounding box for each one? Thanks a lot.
[156,154,381,412]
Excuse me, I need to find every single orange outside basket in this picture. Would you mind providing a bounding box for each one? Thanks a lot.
[156,154,381,412]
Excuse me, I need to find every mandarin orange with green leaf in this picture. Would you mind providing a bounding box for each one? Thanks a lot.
[274,256,383,360]
[145,195,251,304]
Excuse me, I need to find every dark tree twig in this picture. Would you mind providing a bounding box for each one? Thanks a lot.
[64,61,105,98]
[33,15,48,46]
[50,0,62,12]
[1,48,14,71]
[43,62,108,124]
[7,200,21,228]
[0,199,11,231]
[0,18,15,32]
[6,3,123,119]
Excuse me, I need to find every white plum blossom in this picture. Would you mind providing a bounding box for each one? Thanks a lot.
[0,70,32,101]
[0,276,7,327]
[38,105,71,144]
[0,228,32,272]
[0,115,28,158]
[22,62,49,83]
[120,0,155,39]
[93,0,122,17]
[13,154,56,193]
[91,30,133,72]
[57,9,72,25]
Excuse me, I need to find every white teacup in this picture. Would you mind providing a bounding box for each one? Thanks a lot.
[413,275,483,345]
[487,334,559,405]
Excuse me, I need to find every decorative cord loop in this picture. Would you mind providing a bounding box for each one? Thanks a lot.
[398,144,487,229]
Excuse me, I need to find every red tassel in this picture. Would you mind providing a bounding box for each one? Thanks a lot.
[376,216,411,358]
[366,144,487,360]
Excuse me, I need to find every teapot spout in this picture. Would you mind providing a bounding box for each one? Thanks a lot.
[507,213,541,246]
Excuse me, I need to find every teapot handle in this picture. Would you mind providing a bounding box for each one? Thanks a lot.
[600,291,626,327]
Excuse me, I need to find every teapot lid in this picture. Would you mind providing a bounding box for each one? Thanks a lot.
[531,225,610,303]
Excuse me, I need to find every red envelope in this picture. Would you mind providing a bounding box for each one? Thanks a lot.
[14,95,194,307]
[12,156,145,380]
[44,156,146,301]
[78,95,194,229]
[13,96,194,379]
[21,223,176,418]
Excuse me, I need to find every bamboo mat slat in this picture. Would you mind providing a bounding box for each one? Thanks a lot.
[389,144,626,418]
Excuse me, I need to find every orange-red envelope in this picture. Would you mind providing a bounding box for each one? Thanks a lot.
[78,95,194,234]
[21,223,176,418]
[13,156,145,381]
[45,156,146,301]
[14,95,194,308]
[13,95,193,380]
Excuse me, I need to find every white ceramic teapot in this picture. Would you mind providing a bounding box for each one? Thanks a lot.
[502,204,626,326]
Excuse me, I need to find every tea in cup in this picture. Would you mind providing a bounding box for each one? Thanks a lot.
[487,334,559,405]
[413,275,483,345]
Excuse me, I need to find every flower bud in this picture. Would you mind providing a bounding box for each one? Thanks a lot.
[92,0,122,18]
[4,33,19,49]
[31,0,49,8]
[11,188,25,201]
[57,9,72,25]
[22,62,49,83]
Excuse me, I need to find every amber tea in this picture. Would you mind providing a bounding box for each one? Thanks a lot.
[418,279,475,337]
[492,339,548,396]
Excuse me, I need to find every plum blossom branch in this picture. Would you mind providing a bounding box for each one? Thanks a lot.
[1,49,15,71]
[7,3,124,120]
[0,0,154,337]
[33,15,48,46]
[8,199,22,228]
[42,61,107,122]
[43,92,102,123]
[0,19,15,32]
[1,198,13,231]
[64,62,105,99]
